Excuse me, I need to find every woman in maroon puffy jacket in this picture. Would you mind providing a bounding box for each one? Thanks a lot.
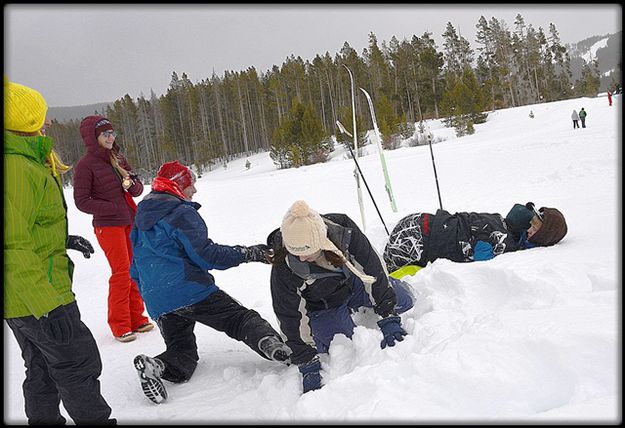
[73,115,154,342]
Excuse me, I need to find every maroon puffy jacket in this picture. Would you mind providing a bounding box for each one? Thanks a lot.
[73,115,144,227]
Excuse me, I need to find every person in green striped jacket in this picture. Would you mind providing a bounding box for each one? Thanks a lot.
[4,80,116,425]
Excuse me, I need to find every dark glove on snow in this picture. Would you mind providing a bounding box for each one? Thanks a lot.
[241,244,271,264]
[377,315,407,349]
[298,356,322,393]
[40,305,73,345]
[66,235,95,259]
[258,335,293,365]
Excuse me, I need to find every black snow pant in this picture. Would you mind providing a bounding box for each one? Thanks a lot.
[573,120,579,129]
[154,290,281,383]
[5,301,116,425]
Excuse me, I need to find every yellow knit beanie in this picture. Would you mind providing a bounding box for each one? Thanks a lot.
[4,79,48,133]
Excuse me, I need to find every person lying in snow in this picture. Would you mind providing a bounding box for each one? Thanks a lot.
[383,202,568,277]
[266,200,415,394]
[129,160,292,404]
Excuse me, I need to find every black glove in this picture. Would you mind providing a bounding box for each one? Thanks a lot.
[258,335,292,365]
[40,305,73,345]
[240,244,271,264]
[66,235,95,259]
[298,356,322,393]
[377,315,407,349]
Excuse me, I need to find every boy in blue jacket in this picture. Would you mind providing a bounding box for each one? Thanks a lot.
[130,161,291,404]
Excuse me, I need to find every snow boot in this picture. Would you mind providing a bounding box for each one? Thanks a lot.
[258,335,292,365]
[134,354,167,404]
[133,322,155,333]
[115,331,136,343]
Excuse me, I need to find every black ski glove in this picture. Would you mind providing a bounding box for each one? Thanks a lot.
[240,244,271,264]
[66,235,95,259]
[40,305,73,345]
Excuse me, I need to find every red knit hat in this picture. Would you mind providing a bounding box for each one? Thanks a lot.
[94,117,114,138]
[157,160,196,190]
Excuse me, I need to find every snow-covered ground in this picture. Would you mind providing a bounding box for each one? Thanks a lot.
[5,94,621,424]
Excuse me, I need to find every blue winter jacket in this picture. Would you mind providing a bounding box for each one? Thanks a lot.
[130,191,246,320]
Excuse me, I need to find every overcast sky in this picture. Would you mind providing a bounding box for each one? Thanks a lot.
[5,4,622,107]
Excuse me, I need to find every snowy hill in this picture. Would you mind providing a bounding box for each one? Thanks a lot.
[4,94,621,423]
[568,31,621,90]
[579,37,610,64]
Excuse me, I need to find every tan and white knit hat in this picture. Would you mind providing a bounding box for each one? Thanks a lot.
[281,200,376,285]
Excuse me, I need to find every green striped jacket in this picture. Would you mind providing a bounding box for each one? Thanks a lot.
[4,131,76,319]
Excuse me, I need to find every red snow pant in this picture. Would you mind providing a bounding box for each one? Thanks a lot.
[95,224,149,337]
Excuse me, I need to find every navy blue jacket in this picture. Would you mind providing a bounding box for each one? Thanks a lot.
[130,192,246,320]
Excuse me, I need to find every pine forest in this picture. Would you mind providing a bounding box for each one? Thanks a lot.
[48,15,603,186]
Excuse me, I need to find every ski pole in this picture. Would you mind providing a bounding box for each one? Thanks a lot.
[425,124,443,210]
[336,120,390,236]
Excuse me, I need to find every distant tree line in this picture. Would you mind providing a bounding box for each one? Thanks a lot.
[49,14,602,187]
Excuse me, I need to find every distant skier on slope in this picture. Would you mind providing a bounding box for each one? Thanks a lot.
[266,200,414,394]
[571,109,580,129]
[129,161,292,404]
[383,202,568,276]
[578,107,588,128]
